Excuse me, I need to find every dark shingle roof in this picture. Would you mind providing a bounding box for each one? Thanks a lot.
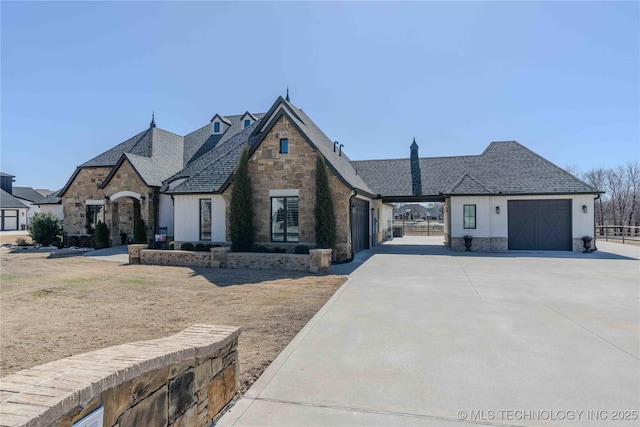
[0,172,15,178]
[352,141,599,197]
[1,189,28,209]
[81,129,153,167]
[37,189,62,205]
[12,187,45,203]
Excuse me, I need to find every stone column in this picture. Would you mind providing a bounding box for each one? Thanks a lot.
[128,244,148,264]
[309,249,332,273]
[211,247,230,268]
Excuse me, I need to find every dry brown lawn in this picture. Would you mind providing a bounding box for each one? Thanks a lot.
[0,248,345,392]
[0,233,33,246]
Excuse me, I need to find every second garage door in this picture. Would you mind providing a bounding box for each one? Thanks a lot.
[508,200,572,251]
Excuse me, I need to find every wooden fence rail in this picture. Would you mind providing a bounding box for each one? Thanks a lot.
[595,225,640,244]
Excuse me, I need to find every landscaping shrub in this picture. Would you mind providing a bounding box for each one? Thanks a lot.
[68,235,80,247]
[95,221,110,249]
[314,155,336,249]
[195,243,207,251]
[79,235,91,248]
[251,245,268,253]
[271,246,286,253]
[230,147,255,252]
[133,219,146,244]
[168,241,175,250]
[28,212,62,247]
[205,244,214,251]
[14,237,29,246]
[180,242,194,251]
[211,244,221,248]
[294,245,310,254]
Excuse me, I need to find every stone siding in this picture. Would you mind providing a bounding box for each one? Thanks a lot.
[61,167,111,235]
[232,115,353,262]
[450,237,508,252]
[102,159,158,243]
[0,325,240,427]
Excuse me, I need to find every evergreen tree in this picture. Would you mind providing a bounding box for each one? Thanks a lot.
[315,155,336,249]
[230,147,255,251]
[133,219,146,244]
[94,221,110,248]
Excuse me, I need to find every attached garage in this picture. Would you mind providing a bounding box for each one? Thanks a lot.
[508,199,572,251]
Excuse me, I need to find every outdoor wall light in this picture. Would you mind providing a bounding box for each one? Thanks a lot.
[495,206,500,214]
[582,205,588,213]
[140,195,146,202]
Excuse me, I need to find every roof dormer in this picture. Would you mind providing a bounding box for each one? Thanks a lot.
[240,111,257,129]
[210,114,231,135]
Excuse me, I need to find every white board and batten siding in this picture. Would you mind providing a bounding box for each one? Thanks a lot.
[158,194,174,237]
[173,194,226,242]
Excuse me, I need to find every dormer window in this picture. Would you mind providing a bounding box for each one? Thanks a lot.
[214,122,220,133]
[244,119,251,128]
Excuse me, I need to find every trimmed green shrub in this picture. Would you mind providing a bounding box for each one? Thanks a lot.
[181,242,194,251]
[195,243,207,251]
[211,244,221,248]
[271,246,286,253]
[168,241,175,250]
[28,212,62,246]
[80,235,91,248]
[205,244,214,251]
[294,245,310,254]
[95,221,109,249]
[68,235,80,247]
[230,147,255,252]
[133,219,146,244]
[314,155,336,249]
[251,245,268,253]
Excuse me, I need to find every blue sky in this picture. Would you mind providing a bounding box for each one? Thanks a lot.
[2,1,638,190]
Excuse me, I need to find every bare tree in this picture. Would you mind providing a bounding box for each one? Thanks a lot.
[625,161,640,232]
[584,167,608,227]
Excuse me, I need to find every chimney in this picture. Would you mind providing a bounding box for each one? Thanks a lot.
[410,138,422,196]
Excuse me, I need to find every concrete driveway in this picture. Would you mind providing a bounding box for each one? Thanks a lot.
[218,237,640,427]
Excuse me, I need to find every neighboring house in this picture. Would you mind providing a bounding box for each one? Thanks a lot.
[11,186,44,225]
[393,204,441,221]
[36,190,64,220]
[0,172,29,231]
[353,140,601,252]
[56,93,599,257]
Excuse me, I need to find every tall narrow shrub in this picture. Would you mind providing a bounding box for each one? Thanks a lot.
[315,155,336,249]
[230,147,255,251]
[95,221,110,248]
[29,212,62,246]
[133,219,146,244]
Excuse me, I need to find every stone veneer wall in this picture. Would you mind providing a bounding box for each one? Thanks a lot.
[228,115,353,262]
[0,325,240,427]
[62,167,111,235]
[450,237,508,252]
[101,159,158,243]
[451,237,585,252]
[130,246,332,273]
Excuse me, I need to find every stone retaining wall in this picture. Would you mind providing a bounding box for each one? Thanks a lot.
[133,245,332,273]
[0,325,240,427]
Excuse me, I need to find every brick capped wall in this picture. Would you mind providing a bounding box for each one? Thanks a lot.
[0,325,240,427]
[226,252,310,272]
[140,249,212,268]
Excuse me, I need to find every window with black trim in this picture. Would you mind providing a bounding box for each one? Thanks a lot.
[200,199,211,240]
[213,122,220,133]
[244,119,251,128]
[271,197,298,242]
[463,204,476,229]
[279,138,288,154]
[86,205,105,234]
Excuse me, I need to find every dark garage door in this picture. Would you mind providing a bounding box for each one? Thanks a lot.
[508,200,572,250]
[351,198,370,254]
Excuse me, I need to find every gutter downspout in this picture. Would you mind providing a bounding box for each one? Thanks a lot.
[593,194,600,251]
[347,190,357,262]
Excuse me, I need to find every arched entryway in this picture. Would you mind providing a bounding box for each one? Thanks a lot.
[107,191,146,245]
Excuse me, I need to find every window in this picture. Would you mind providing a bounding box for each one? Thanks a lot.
[244,119,251,128]
[463,204,476,229]
[279,138,288,154]
[86,205,105,234]
[200,199,211,240]
[213,122,220,133]
[271,197,299,242]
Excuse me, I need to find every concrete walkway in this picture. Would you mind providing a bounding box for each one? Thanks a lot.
[218,237,640,427]
[82,245,129,263]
